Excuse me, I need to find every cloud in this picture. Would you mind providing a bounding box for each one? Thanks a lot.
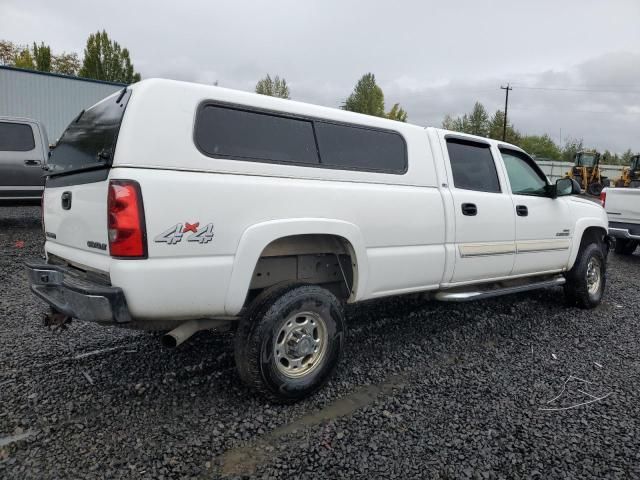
[0,0,639,152]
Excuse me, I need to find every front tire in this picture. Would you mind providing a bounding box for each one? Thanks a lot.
[564,242,606,309]
[587,182,604,196]
[234,283,345,403]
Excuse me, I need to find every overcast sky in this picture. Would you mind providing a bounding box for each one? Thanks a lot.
[2,0,640,153]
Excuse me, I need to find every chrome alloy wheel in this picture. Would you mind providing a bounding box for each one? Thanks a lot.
[586,256,602,295]
[274,311,328,378]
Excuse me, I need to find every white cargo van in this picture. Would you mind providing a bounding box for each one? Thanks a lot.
[28,79,609,402]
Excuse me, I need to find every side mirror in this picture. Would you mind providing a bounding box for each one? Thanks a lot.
[555,178,580,197]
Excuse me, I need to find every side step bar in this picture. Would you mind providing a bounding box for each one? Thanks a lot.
[435,276,566,302]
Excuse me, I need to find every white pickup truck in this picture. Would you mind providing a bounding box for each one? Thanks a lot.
[602,187,640,255]
[27,79,609,402]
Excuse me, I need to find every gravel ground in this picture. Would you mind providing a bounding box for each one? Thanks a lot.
[1,206,640,479]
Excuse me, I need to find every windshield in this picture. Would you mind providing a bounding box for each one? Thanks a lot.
[47,89,130,175]
[576,153,597,167]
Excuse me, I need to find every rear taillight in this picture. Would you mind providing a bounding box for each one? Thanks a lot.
[107,180,147,258]
[599,190,606,207]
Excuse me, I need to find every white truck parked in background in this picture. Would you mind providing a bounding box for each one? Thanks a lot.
[602,187,640,255]
[27,79,609,402]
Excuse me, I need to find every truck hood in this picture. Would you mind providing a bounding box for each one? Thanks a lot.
[568,196,607,226]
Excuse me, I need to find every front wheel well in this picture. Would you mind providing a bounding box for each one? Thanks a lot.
[579,226,608,251]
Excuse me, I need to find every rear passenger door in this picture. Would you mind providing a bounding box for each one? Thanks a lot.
[0,121,44,191]
[442,137,516,283]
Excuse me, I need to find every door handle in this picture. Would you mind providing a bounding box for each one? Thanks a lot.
[61,191,72,210]
[461,203,477,216]
[516,205,528,217]
[24,159,41,166]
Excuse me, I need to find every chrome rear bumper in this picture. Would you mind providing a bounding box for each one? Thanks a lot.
[25,261,131,323]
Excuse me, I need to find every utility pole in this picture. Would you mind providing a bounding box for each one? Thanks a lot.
[500,83,512,141]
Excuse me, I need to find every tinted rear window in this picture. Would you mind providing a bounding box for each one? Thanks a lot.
[0,122,35,151]
[195,105,319,165]
[48,90,130,175]
[315,122,406,173]
[446,139,501,193]
[195,104,407,174]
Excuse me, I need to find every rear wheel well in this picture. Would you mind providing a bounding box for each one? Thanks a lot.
[245,234,357,307]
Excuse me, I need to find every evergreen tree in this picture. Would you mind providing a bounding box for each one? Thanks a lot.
[488,110,520,143]
[467,102,489,136]
[255,74,290,98]
[79,30,141,83]
[33,42,51,72]
[343,73,385,117]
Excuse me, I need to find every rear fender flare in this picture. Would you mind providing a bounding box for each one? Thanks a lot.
[224,218,368,315]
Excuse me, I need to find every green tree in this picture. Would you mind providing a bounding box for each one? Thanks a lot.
[33,42,51,72]
[467,102,489,136]
[343,73,385,117]
[601,150,623,166]
[488,109,520,143]
[13,48,34,69]
[442,102,491,137]
[79,30,141,83]
[386,103,408,122]
[561,138,584,163]
[518,134,561,159]
[52,52,80,76]
[442,113,466,132]
[255,74,290,98]
[621,148,634,164]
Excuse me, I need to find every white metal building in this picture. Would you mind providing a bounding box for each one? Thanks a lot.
[0,66,125,144]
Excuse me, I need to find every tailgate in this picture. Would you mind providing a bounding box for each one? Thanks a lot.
[605,188,640,224]
[43,179,110,256]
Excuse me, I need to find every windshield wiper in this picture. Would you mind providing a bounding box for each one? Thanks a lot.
[73,109,85,123]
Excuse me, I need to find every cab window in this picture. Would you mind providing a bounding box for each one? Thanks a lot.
[446,139,501,193]
[500,149,548,196]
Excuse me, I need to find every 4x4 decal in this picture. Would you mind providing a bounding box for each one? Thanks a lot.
[154,222,214,245]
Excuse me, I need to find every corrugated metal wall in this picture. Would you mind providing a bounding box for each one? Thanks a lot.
[0,66,124,143]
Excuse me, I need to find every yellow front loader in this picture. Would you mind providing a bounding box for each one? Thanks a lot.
[564,150,610,196]
[614,154,640,188]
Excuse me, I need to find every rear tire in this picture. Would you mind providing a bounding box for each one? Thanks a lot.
[614,239,638,255]
[234,283,345,403]
[564,242,606,309]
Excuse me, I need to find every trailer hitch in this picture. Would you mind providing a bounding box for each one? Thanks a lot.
[44,310,72,330]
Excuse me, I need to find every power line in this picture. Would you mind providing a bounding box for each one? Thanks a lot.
[510,85,640,94]
[509,105,640,116]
